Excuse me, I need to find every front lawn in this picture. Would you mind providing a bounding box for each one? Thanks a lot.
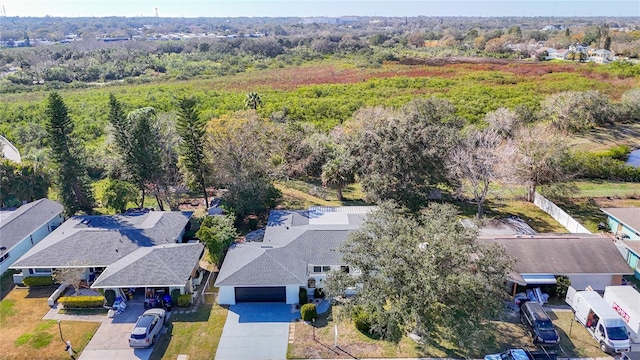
[150,303,228,360]
[0,287,100,360]
[288,306,609,359]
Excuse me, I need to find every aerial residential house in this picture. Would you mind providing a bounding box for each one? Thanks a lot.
[590,49,614,64]
[601,207,640,280]
[479,234,633,292]
[215,206,374,305]
[0,199,64,275]
[11,209,204,299]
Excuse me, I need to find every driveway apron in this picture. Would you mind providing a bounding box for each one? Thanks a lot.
[215,303,297,360]
[79,303,156,360]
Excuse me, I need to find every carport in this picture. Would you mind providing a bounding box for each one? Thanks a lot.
[234,286,286,302]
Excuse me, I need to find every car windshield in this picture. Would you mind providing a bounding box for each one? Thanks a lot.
[535,320,554,330]
[606,326,629,341]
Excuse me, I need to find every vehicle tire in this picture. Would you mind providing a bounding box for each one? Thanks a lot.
[151,335,156,346]
[599,342,608,353]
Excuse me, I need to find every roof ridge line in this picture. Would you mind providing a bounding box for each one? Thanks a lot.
[264,249,306,283]
[0,199,44,229]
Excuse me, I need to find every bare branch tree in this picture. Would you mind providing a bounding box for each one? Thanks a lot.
[447,127,503,218]
[500,123,573,202]
[52,264,86,296]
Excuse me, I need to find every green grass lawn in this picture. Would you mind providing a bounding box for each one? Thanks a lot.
[149,303,228,360]
[573,180,640,199]
[0,287,100,360]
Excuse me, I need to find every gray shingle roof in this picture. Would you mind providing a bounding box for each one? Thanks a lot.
[10,211,192,268]
[91,243,204,288]
[479,234,632,275]
[601,207,640,234]
[0,199,63,254]
[215,207,374,287]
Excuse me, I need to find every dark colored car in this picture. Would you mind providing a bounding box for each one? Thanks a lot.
[520,301,560,346]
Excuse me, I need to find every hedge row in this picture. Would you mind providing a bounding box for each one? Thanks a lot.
[22,276,55,287]
[58,296,105,308]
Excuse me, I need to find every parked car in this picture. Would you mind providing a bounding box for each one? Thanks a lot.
[129,308,166,348]
[519,301,560,346]
[484,348,557,360]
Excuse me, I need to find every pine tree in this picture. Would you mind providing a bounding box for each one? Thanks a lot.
[127,107,163,209]
[45,92,95,215]
[176,97,210,207]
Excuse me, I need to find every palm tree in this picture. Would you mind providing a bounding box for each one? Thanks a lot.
[321,156,354,202]
[245,91,262,110]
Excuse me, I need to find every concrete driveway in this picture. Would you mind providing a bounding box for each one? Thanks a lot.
[215,303,297,360]
[79,303,163,360]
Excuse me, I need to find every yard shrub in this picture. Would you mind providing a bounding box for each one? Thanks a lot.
[171,289,181,305]
[554,275,571,299]
[352,306,372,334]
[313,288,326,299]
[177,294,191,307]
[22,276,55,287]
[300,303,317,321]
[58,296,105,308]
[298,287,308,304]
[104,289,116,307]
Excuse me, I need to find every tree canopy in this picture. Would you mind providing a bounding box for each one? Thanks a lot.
[324,201,513,353]
[45,92,95,215]
[344,98,463,210]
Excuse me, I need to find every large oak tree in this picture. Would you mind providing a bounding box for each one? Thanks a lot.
[324,202,513,353]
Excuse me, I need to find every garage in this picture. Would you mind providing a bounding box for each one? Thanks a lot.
[235,286,286,302]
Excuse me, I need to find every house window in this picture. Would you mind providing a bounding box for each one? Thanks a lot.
[312,265,332,273]
[0,253,9,263]
[341,266,350,273]
[322,266,331,272]
[313,266,322,273]
[30,235,34,245]
[34,268,51,274]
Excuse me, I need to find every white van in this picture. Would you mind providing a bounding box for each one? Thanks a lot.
[603,286,640,343]
[565,286,630,354]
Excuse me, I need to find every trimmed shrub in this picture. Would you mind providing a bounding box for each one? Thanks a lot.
[313,288,326,299]
[104,289,116,307]
[554,275,572,299]
[22,276,55,287]
[298,287,308,305]
[171,289,181,305]
[300,303,317,321]
[352,307,371,334]
[177,294,191,307]
[58,296,105,308]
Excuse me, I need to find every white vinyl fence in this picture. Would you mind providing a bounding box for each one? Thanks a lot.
[534,192,592,234]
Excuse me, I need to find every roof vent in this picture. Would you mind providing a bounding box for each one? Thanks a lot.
[0,246,6,251]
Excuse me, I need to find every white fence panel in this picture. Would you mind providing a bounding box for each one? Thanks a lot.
[534,192,591,234]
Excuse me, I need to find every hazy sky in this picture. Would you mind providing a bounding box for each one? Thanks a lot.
[1,0,638,18]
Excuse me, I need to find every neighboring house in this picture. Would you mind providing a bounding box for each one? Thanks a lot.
[0,199,64,275]
[601,207,640,280]
[10,209,204,298]
[601,207,640,240]
[551,49,571,60]
[0,135,21,163]
[621,240,640,280]
[479,234,633,292]
[215,206,375,305]
[590,49,614,63]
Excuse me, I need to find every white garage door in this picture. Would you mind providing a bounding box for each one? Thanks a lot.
[568,275,614,291]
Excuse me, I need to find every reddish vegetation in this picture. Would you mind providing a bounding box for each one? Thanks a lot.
[218,57,635,91]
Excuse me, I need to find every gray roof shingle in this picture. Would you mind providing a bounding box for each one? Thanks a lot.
[601,207,640,234]
[10,211,192,268]
[215,207,375,287]
[0,199,63,254]
[91,242,204,288]
[479,234,632,275]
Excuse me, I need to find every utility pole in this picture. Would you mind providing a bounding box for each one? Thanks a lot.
[155,7,158,17]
